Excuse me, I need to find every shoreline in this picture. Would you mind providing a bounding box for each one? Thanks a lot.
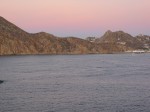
[0,52,150,57]
[0,52,149,57]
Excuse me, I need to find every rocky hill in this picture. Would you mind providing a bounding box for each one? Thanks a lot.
[136,34,150,50]
[0,16,102,55]
[0,16,149,55]
[92,30,149,53]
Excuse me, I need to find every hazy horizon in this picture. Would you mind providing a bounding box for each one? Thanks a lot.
[0,0,150,38]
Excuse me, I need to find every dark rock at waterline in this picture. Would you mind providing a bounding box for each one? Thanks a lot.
[0,80,4,84]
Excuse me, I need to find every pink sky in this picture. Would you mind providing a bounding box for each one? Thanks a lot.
[0,0,150,38]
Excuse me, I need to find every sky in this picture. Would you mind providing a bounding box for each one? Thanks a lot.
[0,0,150,38]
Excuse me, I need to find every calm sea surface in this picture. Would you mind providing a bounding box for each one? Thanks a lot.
[0,54,150,112]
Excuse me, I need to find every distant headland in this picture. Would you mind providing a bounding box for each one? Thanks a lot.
[0,16,150,55]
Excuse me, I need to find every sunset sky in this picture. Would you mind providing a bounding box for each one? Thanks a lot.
[0,0,150,38]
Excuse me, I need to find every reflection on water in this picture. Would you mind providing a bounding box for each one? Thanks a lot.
[0,54,150,112]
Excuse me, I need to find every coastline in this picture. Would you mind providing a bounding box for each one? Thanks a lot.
[0,52,149,57]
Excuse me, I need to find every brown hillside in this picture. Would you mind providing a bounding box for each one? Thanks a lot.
[0,16,102,55]
[95,30,144,52]
[0,17,149,55]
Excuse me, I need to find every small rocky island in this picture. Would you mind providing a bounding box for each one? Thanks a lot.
[0,16,150,55]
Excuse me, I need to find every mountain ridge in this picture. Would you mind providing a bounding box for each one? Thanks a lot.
[0,16,102,55]
[0,16,150,55]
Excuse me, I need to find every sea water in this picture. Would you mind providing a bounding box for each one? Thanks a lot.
[0,54,150,112]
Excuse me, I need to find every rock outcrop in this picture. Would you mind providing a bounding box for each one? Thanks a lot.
[0,80,4,84]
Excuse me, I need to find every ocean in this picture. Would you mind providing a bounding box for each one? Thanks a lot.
[0,54,150,112]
